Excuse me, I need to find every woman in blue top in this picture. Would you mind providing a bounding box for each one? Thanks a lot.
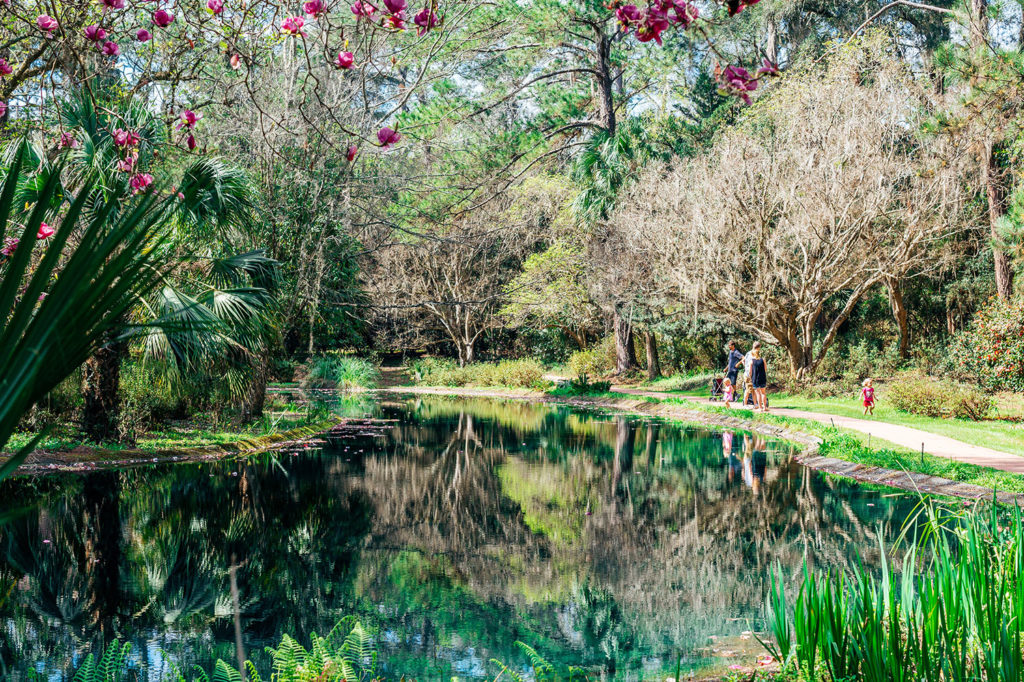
[724,340,744,390]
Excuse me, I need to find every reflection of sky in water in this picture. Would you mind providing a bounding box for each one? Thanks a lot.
[0,395,920,680]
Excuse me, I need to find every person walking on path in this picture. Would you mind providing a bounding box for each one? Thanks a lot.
[742,341,760,406]
[750,347,768,412]
[724,340,744,390]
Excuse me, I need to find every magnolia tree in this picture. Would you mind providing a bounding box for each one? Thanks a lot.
[615,35,974,379]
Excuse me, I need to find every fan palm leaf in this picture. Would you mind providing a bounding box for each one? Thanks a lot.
[0,141,171,478]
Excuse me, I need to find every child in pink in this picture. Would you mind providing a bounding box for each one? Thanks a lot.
[861,378,875,416]
[723,378,735,407]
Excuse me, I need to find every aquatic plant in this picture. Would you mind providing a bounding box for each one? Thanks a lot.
[301,355,380,390]
[763,500,1024,681]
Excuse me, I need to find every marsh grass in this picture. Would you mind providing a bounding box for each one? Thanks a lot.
[764,500,1024,681]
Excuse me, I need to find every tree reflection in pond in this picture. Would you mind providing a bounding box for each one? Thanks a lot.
[0,396,918,680]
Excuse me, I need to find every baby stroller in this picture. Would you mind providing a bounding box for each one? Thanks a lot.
[709,377,725,401]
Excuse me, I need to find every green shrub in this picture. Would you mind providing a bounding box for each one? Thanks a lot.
[567,337,615,378]
[550,374,612,396]
[646,371,718,392]
[302,354,380,390]
[949,296,1024,392]
[410,358,547,388]
[886,372,993,420]
[119,361,185,443]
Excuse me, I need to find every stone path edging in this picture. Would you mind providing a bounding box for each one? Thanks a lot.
[379,386,1024,504]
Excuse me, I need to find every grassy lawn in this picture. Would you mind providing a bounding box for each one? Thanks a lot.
[654,397,1024,495]
[636,375,1024,457]
[764,393,1024,457]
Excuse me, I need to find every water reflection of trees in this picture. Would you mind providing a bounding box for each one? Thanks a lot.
[0,397,918,680]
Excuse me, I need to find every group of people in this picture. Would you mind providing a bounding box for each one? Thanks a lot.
[719,339,879,417]
[722,340,768,412]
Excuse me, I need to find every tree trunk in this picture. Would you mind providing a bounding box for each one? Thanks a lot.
[458,340,475,367]
[613,309,638,374]
[237,355,269,425]
[82,338,123,443]
[970,0,1015,299]
[644,330,661,380]
[983,139,1015,299]
[885,277,910,359]
[595,30,616,136]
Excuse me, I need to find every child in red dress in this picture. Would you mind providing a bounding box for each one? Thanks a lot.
[861,378,875,416]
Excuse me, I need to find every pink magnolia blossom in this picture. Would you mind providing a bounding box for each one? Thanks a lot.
[101,40,120,56]
[334,51,355,69]
[116,152,137,172]
[84,24,107,41]
[635,10,669,45]
[726,0,760,16]
[717,64,758,104]
[351,0,375,17]
[177,109,202,128]
[207,0,224,13]
[230,53,241,69]
[383,11,405,29]
[377,126,401,149]
[1,237,18,257]
[136,28,152,41]
[281,16,306,35]
[113,128,140,147]
[413,6,438,35]
[186,134,197,150]
[756,57,779,75]
[152,9,174,27]
[59,132,79,149]
[303,0,325,17]
[0,101,6,118]
[36,15,59,35]
[665,0,697,28]
[101,0,125,10]
[37,222,54,239]
[382,0,405,13]
[616,4,641,29]
[346,144,358,162]
[0,59,12,76]
[130,173,154,194]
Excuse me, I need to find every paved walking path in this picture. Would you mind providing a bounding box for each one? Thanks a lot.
[611,387,1024,475]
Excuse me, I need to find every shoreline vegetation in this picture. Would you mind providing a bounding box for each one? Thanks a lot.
[8,374,1023,500]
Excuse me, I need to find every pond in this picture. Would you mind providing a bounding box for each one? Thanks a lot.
[0,395,918,680]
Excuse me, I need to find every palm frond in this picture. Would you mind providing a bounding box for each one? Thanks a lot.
[0,140,172,475]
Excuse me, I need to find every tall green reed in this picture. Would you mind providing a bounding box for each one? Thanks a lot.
[765,499,1024,681]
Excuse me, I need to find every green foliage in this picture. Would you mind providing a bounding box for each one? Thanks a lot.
[566,337,616,378]
[767,501,1024,682]
[948,296,1024,392]
[887,373,994,421]
[410,358,547,389]
[549,374,612,396]
[72,642,132,682]
[300,355,380,390]
[0,142,168,475]
[807,340,904,397]
[491,641,589,682]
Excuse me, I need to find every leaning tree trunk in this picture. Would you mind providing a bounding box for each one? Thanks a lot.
[885,277,910,359]
[613,310,638,375]
[82,337,123,443]
[644,331,661,380]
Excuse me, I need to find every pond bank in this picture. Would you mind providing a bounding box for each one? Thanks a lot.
[0,416,360,475]
[381,386,1024,504]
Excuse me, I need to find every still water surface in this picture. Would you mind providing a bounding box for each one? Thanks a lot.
[0,395,917,679]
